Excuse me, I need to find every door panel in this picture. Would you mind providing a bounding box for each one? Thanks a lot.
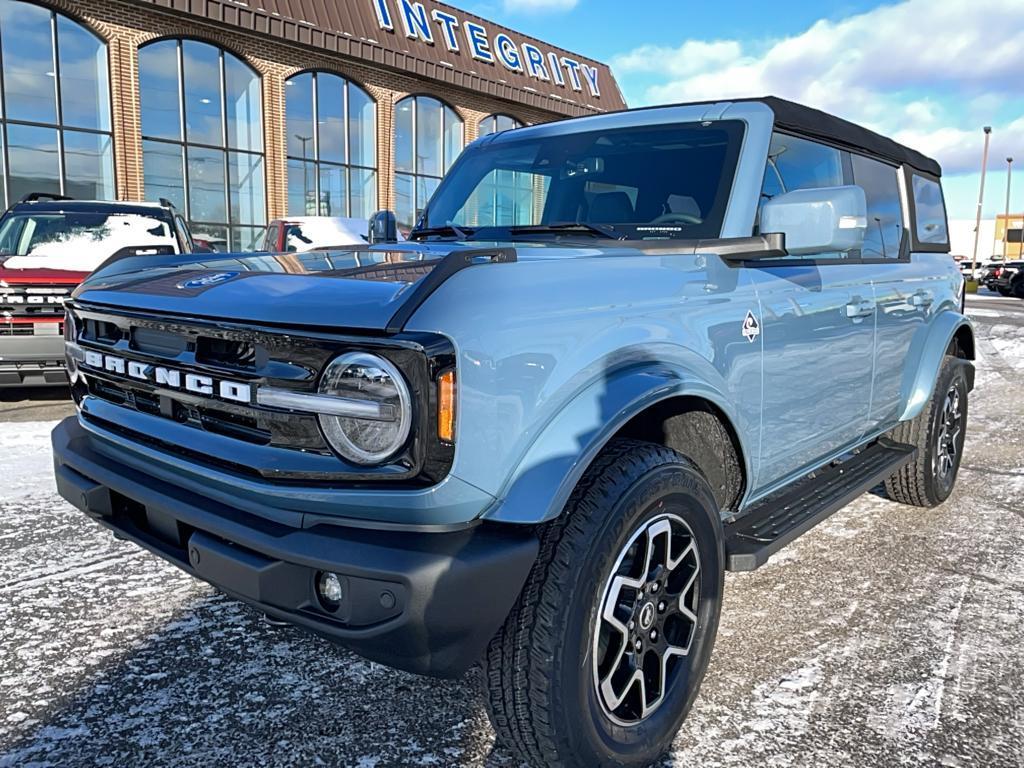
[750,263,876,492]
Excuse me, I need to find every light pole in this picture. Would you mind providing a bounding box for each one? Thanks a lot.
[971,126,992,281]
[294,134,313,213]
[1004,157,1014,262]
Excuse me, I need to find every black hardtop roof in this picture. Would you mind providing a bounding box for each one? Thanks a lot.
[756,96,941,177]
[8,199,173,217]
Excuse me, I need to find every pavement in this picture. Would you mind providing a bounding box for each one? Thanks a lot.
[1,292,1022,768]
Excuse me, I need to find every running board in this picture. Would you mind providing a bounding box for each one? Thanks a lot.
[725,440,916,572]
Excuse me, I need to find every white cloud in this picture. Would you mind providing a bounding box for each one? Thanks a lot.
[610,0,1024,177]
[503,0,578,13]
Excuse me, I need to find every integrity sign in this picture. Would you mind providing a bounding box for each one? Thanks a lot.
[371,0,602,98]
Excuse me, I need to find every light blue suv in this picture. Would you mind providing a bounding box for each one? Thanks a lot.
[52,97,973,767]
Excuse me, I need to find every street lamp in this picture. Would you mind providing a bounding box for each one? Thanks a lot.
[971,126,992,281]
[1004,157,1014,263]
[294,134,313,213]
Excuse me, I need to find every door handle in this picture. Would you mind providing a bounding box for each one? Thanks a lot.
[910,291,934,309]
[845,298,875,319]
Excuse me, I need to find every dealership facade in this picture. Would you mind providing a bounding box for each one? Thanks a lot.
[0,0,624,248]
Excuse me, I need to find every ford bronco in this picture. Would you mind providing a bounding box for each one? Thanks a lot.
[52,97,973,767]
[0,194,203,386]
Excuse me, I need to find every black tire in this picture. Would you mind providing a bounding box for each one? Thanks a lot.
[1012,281,1024,299]
[884,354,969,507]
[997,287,1012,297]
[483,439,724,768]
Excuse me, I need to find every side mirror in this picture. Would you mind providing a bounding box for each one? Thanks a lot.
[760,185,867,256]
[369,210,398,245]
[192,239,215,254]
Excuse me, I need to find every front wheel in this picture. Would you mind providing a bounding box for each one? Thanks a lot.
[884,354,969,507]
[483,440,724,768]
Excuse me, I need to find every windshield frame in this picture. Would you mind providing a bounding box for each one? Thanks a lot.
[414,119,747,244]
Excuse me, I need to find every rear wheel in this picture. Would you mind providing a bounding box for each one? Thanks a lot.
[884,354,968,507]
[482,440,723,768]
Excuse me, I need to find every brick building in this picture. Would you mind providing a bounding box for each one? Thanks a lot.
[0,0,625,248]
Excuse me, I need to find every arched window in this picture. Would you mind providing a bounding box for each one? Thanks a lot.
[285,71,377,220]
[478,114,523,136]
[394,95,462,232]
[0,1,114,206]
[139,39,265,250]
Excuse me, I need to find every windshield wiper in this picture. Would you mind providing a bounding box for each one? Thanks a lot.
[506,222,624,240]
[409,224,475,242]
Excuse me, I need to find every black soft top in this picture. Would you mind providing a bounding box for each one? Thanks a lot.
[757,97,941,177]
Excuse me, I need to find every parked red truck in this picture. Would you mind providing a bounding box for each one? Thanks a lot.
[0,194,203,387]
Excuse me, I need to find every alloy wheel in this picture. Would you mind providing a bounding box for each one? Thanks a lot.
[592,512,701,726]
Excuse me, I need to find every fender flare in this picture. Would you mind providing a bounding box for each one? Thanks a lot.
[898,312,975,423]
[482,363,752,525]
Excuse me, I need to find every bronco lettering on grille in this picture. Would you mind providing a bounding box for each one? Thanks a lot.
[80,350,252,404]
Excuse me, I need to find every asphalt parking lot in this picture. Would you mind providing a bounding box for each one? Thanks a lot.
[1,292,1022,768]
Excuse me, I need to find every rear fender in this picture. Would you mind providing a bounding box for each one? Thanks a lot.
[899,312,975,423]
[483,364,751,525]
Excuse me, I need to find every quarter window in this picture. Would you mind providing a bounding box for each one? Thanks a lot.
[394,96,463,232]
[0,1,115,205]
[851,154,903,259]
[139,39,266,251]
[285,71,377,220]
[911,175,949,246]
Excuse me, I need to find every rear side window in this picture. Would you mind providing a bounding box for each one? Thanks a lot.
[912,175,948,245]
[851,154,903,259]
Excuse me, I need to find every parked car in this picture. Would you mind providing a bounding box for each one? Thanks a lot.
[259,216,399,253]
[989,260,1024,297]
[0,194,202,387]
[53,97,974,768]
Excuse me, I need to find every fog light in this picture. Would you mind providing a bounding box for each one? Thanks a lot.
[316,571,344,611]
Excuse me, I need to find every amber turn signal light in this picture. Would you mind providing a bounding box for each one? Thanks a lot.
[438,370,456,443]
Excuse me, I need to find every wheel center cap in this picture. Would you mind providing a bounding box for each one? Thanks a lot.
[638,601,656,631]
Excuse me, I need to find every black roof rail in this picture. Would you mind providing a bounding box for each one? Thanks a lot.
[19,192,75,204]
[158,197,177,210]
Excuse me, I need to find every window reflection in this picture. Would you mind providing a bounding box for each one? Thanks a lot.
[479,114,522,136]
[393,95,463,232]
[284,71,378,219]
[0,1,114,207]
[140,39,266,249]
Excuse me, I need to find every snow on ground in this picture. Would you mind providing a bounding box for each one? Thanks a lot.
[1,298,1023,768]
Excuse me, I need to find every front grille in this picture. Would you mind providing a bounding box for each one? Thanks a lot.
[0,321,63,336]
[67,303,436,484]
[0,283,70,319]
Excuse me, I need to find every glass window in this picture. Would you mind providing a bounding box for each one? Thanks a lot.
[0,1,57,124]
[0,2,115,207]
[912,175,948,245]
[6,124,59,203]
[851,154,903,259]
[63,130,114,200]
[284,71,377,219]
[763,133,844,197]
[479,114,522,136]
[139,41,181,141]
[57,15,110,131]
[393,95,464,231]
[140,39,265,249]
[424,121,744,241]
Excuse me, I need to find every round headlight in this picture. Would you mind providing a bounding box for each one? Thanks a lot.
[317,352,412,465]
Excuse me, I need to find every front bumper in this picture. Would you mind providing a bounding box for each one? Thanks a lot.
[0,335,67,386]
[52,416,538,677]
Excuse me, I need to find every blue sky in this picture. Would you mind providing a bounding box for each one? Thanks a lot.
[458,0,1024,226]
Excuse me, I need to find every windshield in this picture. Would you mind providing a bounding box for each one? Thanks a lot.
[0,211,177,271]
[418,120,744,241]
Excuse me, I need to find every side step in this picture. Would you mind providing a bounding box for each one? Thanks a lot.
[724,440,916,572]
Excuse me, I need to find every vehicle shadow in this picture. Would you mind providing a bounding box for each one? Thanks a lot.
[0,588,519,768]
